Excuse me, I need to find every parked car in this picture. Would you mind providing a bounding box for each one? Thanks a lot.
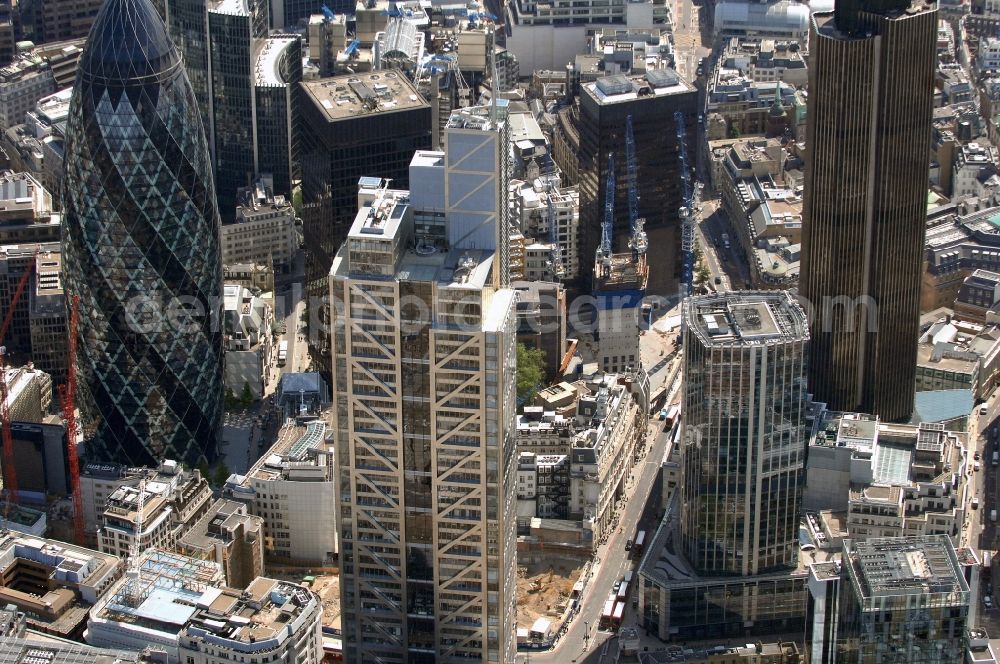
[714,276,722,284]
[625,539,633,551]
[973,498,981,509]
[975,461,982,472]
[985,596,993,610]
[975,451,982,461]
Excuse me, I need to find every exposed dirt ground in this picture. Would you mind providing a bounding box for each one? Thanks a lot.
[515,560,583,629]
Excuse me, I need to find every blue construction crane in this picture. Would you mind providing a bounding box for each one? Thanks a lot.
[345,39,360,56]
[382,2,403,16]
[624,114,647,258]
[598,153,615,279]
[321,4,336,20]
[675,111,695,295]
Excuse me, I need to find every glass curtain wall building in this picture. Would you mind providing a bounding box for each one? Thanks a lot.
[253,35,302,197]
[162,0,297,218]
[680,291,809,576]
[577,72,697,295]
[835,536,970,663]
[61,0,224,467]
[207,0,266,215]
[160,0,213,140]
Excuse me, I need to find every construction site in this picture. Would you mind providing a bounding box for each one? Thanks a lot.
[267,568,342,627]
[86,548,225,651]
[515,558,586,630]
[0,250,84,546]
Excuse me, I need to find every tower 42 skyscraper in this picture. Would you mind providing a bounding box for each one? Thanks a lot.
[681,291,809,576]
[61,0,225,467]
[800,0,937,421]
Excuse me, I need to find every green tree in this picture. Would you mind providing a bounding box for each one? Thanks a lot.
[728,123,741,139]
[696,264,711,285]
[517,343,546,405]
[213,462,231,487]
[197,460,210,481]
[240,381,254,406]
[224,388,238,410]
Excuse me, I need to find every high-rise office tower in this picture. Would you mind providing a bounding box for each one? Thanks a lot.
[299,71,432,296]
[831,536,969,663]
[577,71,697,295]
[17,0,103,44]
[800,0,937,422]
[61,0,224,467]
[680,291,808,576]
[160,0,214,136]
[206,0,269,214]
[330,104,517,663]
[161,0,301,216]
[270,0,350,29]
[253,36,302,197]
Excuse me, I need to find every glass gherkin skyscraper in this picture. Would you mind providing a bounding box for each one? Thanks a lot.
[61,0,224,467]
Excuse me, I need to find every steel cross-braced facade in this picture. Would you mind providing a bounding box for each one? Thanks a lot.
[330,105,519,664]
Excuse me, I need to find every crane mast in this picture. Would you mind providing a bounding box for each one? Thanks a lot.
[58,295,84,544]
[598,153,615,279]
[625,115,647,258]
[675,111,698,295]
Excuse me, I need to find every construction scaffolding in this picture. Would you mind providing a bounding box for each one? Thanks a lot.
[106,549,219,617]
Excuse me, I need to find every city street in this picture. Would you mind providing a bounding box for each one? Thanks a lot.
[518,362,681,664]
[511,7,708,656]
[696,199,752,291]
[972,393,1000,633]
[219,252,308,474]
[671,0,712,85]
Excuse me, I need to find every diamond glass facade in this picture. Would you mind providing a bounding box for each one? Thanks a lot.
[61,0,224,467]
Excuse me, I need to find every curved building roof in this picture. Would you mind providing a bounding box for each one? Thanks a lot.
[809,0,835,12]
[79,0,181,86]
[255,35,299,87]
[383,19,419,59]
[714,0,810,36]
